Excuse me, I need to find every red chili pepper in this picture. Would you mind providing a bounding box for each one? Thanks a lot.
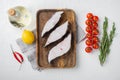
[10,45,24,64]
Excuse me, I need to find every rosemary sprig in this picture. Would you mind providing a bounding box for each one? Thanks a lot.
[99,17,116,65]
[109,23,116,45]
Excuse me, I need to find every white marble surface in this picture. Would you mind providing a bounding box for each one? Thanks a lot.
[0,0,120,80]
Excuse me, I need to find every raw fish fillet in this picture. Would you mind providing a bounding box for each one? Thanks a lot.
[48,33,71,63]
[45,21,68,46]
[41,11,63,37]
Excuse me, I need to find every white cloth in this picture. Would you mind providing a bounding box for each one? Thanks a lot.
[16,27,85,71]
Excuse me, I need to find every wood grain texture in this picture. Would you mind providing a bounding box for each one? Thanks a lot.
[36,9,76,68]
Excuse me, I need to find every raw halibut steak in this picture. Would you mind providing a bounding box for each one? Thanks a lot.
[48,33,71,63]
[41,11,63,37]
[45,21,68,46]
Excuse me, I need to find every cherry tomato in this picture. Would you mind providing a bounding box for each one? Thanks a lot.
[86,33,92,39]
[87,13,93,19]
[92,29,99,35]
[93,16,99,22]
[85,39,92,46]
[86,26,92,33]
[92,22,98,29]
[93,36,99,43]
[85,19,92,26]
[93,43,99,49]
[85,47,92,53]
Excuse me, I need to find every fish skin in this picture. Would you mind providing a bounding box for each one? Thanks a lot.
[41,11,63,37]
[48,33,71,63]
[45,21,68,47]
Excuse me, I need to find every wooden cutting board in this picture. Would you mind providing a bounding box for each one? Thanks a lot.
[36,9,76,68]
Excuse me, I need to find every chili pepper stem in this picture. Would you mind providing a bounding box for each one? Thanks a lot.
[19,63,23,71]
[10,44,14,54]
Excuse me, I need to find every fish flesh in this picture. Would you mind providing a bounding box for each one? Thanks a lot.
[45,21,68,47]
[41,11,63,37]
[48,33,71,63]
